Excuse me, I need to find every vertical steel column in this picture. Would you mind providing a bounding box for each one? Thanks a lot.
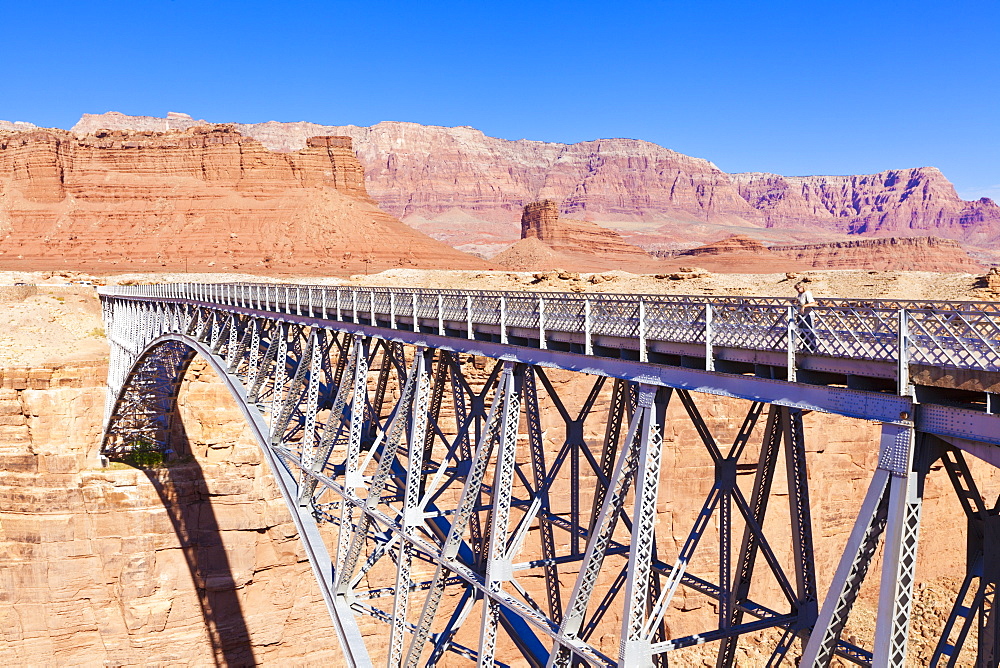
[299,329,325,473]
[437,294,444,335]
[270,328,314,444]
[619,385,668,668]
[466,294,473,340]
[782,407,818,654]
[539,296,546,349]
[387,347,433,668]
[268,323,289,430]
[479,364,523,666]
[897,309,910,396]
[500,295,508,344]
[639,299,647,363]
[801,422,918,668]
[873,425,922,668]
[247,319,262,389]
[705,303,715,372]
[786,305,797,382]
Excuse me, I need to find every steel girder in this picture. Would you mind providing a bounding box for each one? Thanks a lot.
[99,295,1000,667]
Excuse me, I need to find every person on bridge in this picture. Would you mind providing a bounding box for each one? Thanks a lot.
[795,282,818,352]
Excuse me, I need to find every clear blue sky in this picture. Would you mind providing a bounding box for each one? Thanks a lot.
[3,0,998,199]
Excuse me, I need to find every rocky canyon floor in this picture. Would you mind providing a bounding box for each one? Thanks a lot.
[1,269,997,666]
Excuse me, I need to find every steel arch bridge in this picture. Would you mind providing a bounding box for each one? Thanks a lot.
[99,283,1000,667]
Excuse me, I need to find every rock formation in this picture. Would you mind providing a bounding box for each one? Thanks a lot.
[731,169,1000,244]
[0,120,36,133]
[521,199,651,260]
[53,112,1000,266]
[0,124,489,274]
[66,114,778,246]
[656,234,984,273]
[675,234,772,256]
[72,111,207,134]
[494,200,656,272]
[770,236,983,272]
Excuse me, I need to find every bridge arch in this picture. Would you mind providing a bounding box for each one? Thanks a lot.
[102,330,373,665]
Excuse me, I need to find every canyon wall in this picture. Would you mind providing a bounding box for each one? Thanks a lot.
[68,113,1000,255]
[0,359,346,664]
[0,124,489,274]
[732,169,1000,244]
[658,234,983,272]
[770,236,983,272]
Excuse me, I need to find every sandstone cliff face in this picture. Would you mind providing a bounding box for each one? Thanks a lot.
[0,121,36,133]
[659,234,983,273]
[67,112,1000,260]
[0,125,489,274]
[494,200,656,272]
[732,169,1000,243]
[0,360,344,665]
[770,236,983,272]
[521,199,651,259]
[71,113,758,231]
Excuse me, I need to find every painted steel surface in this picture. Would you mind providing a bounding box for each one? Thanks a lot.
[98,285,1000,667]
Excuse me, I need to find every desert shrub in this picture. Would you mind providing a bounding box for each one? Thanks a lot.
[122,438,164,469]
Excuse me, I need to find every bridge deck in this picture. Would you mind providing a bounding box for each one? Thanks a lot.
[101,282,1000,452]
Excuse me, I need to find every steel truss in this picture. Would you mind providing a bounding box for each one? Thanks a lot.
[100,292,1000,667]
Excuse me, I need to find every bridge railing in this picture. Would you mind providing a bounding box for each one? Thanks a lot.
[103,282,1000,375]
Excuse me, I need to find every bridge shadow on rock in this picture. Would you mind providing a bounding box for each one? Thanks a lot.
[139,415,258,667]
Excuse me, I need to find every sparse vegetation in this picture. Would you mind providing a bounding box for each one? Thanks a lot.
[121,439,164,469]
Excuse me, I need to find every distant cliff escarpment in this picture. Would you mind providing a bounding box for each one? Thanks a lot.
[73,112,1000,253]
[0,123,489,274]
[4,110,993,269]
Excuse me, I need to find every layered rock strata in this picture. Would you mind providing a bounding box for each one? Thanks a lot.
[0,359,344,664]
[731,169,1000,243]
[63,113,1000,261]
[770,236,983,272]
[521,199,652,260]
[494,200,657,272]
[656,234,983,273]
[0,124,489,274]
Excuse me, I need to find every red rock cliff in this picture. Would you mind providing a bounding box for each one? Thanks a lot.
[521,199,651,259]
[731,169,1000,244]
[0,124,489,274]
[770,235,983,272]
[66,112,1000,255]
